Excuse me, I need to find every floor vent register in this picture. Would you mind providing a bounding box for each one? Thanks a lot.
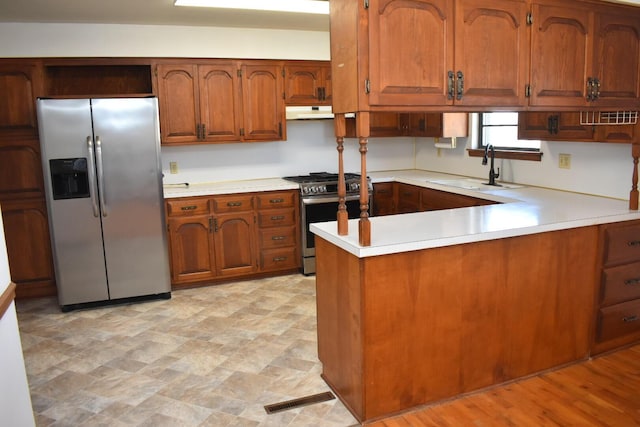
[264,391,335,414]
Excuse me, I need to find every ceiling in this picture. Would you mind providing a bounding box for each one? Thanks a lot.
[1,0,639,32]
[0,0,331,32]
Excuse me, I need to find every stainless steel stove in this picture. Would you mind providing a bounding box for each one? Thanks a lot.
[283,172,372,275]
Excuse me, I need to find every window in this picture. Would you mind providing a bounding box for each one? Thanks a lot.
[478,112,540,150]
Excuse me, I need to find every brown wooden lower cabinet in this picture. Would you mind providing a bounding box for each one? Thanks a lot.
[0,198,56,298]
[165,189,300,288]
[315,226,600,423]
[373,182,497,216]
[593,220,640,354]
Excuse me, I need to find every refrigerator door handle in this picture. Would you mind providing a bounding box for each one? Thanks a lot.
[86,136,100,217]
[95,136,108,217]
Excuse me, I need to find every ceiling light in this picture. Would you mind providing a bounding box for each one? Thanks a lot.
[174,0,330,15]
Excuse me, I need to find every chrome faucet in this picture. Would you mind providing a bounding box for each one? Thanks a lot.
[482,144,500,186]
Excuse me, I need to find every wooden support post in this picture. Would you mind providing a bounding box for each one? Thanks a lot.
[357,112,371,246]
[631,143,639,211]
[335,113,348,235]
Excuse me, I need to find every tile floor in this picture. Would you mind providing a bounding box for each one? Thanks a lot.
[16,274,360,427]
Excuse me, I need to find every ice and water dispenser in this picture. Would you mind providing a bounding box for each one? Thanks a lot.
[49,158,90,200]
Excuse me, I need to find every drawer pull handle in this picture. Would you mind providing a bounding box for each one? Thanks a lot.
[271,215,285,221]
[625,278,640,286]
[623,315,639,323]
[273,256,287,262]
[227,202,242,207]
[271,236,286,241]
[628,240,640,247]
[181,205,197,211]
[270,198,285,204]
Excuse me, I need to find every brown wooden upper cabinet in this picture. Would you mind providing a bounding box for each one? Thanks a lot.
[330,0,640,111]
[155,60,285,145]
[519,111,639,143]
[531,0,640,108]
[332,0,529,111]
[0,61,42,140]
[284,61,332,106]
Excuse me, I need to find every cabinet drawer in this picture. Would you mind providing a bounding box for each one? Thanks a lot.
[601,261,640,306]
[261,247,298,271]
[166,198,210,216]
[604,222,640,266]
[258,208,296,228]
[256,191,296,210]
[598,298,640,342]
[212,195,254,213]
[260,226,297,249]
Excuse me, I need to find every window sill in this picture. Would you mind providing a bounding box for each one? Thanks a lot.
[467,149,543,162]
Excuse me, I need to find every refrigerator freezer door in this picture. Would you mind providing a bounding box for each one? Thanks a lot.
[37,99,109,305]
[91,98,170,300]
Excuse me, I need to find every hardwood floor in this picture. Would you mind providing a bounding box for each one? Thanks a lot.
[369,344,640,427]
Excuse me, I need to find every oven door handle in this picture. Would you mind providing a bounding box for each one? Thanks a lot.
[302,195,362,204]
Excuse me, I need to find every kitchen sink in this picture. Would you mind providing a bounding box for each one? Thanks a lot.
[427,178,524,191]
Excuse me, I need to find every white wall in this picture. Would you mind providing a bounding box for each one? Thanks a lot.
[0,23,330,59]
[0,206,35,427]
[415,135,633,201]
[162,120,416,184]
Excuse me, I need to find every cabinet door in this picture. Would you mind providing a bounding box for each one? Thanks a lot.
[592,9,640,108]
[368,0,454,106]
[396,183,421,214]
[155,64,200,145]
[529,1,593,107]
[284,63,330,105]
[372,182,396,216]
[167,215,217,284]
[454,0,529,107]
[404,113,443,137]
[594,123,638,144]
[518,112,594,141]
[199,63,242,142]
[214,212,258,277]
[0,139,44,200]
[1,198,55,298]
[0,62,42,140]
[241,63,285,141]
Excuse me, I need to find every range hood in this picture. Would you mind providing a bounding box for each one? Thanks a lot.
[286,105,334,120]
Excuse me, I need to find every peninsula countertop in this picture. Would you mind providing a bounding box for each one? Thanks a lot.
[310,170,640,258]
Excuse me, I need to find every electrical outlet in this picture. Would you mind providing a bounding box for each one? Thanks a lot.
[559,153,571,169]
[169,161,178,174]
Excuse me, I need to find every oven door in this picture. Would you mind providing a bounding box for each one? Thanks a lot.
[301,195,364,258]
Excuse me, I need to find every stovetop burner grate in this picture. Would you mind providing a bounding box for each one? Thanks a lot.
[283,172,361,184]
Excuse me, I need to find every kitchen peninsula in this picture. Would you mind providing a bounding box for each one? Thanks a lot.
[311,170,640,423]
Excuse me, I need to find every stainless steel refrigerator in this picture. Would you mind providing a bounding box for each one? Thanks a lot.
[37,98,171,311]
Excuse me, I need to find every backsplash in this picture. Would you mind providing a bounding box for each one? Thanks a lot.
[160,120,416,185]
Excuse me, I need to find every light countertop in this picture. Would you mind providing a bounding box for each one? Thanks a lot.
[311,170,640,258]
[162,170,640,259]
[163,178,298,198]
